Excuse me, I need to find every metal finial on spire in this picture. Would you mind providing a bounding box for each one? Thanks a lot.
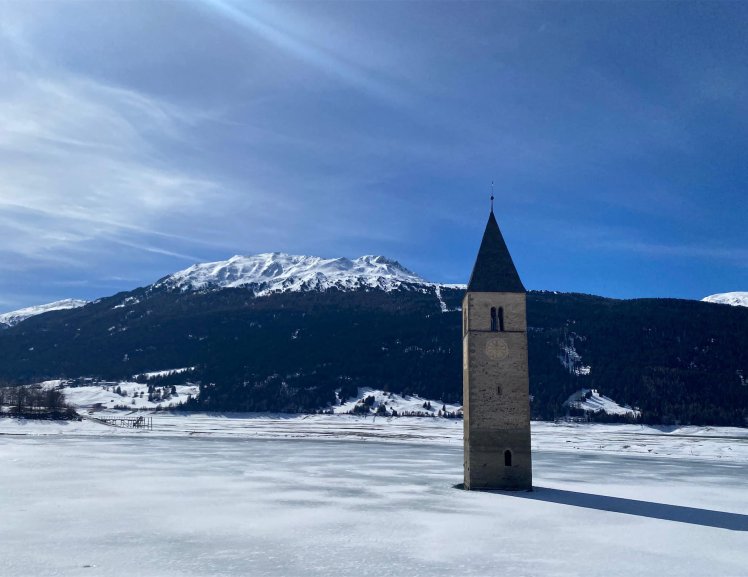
[490,181,494,213]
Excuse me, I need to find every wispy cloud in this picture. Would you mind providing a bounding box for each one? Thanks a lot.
[199,0,408,104]
[0,64,220,268]
[109,238,201,263]
[598,240,748,266]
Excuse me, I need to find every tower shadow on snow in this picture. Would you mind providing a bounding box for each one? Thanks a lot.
[503,486,748,532]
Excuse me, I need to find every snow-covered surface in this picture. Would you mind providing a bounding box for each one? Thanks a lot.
[132,367,196,380]
[112,296,140,309]
[1,416,747,577]
[434,285,449,312]
[333,388,461,416]
[0,299,87,327]
[702,291,748,307]
[558,333,591,375]
[2,413,746,461]
[155,253,430,295]
[40,380,198,409]
[564,388,640,417]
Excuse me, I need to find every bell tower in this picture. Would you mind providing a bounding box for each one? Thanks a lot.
[463,203,532,490]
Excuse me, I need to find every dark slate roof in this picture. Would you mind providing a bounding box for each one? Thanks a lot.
[467,210,526,293]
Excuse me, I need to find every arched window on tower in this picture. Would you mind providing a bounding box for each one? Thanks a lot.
[490,307,498,332]
[504,449,512,467]
[499,307,505,332]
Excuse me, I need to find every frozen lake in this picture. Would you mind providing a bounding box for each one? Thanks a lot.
[1,417,747,576]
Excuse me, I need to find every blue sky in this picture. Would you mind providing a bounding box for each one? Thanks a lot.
[0,0,746,310]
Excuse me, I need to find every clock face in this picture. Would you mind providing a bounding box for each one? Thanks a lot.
[485,338,509,361]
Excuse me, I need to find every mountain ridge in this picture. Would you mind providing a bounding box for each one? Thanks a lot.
[0,253,746,426]
[2,253,741,327]
[0,299,88,328]
[154,253,432,295]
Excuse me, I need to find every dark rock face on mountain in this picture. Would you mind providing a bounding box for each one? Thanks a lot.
[0,283,746,425]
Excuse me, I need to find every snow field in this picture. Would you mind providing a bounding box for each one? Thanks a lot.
[333,388,462,416]
[1,429,747,577]
[1,413,747,462]
[44,380,199,410]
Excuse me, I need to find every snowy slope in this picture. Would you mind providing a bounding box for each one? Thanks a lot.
[40,380,198,410]
[132,367,196,380]
[0,299,87,327]
[155,253,430,295]
[564,388,640,417]
[702,291,748,307]
[332,388,462,416]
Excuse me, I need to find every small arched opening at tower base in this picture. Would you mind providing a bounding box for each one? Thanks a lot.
[490,307,498,331]
[499,307,505,332]
[504,449,512,467]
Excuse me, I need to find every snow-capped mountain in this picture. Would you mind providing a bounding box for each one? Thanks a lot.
[702,292,748,307]
[0,299,88,328]
[155,253,430,295]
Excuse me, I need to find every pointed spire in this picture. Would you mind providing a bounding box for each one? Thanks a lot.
[490,181,494,213]
[467,209,525,293]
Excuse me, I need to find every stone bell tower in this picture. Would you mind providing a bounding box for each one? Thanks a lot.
[463,202,532,490]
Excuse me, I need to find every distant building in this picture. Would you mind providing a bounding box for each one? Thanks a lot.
[462,205,532,490]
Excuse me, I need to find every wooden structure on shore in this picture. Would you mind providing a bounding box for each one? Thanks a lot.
[93,415,153,430]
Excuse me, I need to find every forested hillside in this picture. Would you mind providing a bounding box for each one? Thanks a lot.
[0,285,746,425]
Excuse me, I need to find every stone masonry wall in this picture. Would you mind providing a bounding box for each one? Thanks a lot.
[463,291,532,490]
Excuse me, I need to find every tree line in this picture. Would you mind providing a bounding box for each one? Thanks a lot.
[0,385,77,420]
